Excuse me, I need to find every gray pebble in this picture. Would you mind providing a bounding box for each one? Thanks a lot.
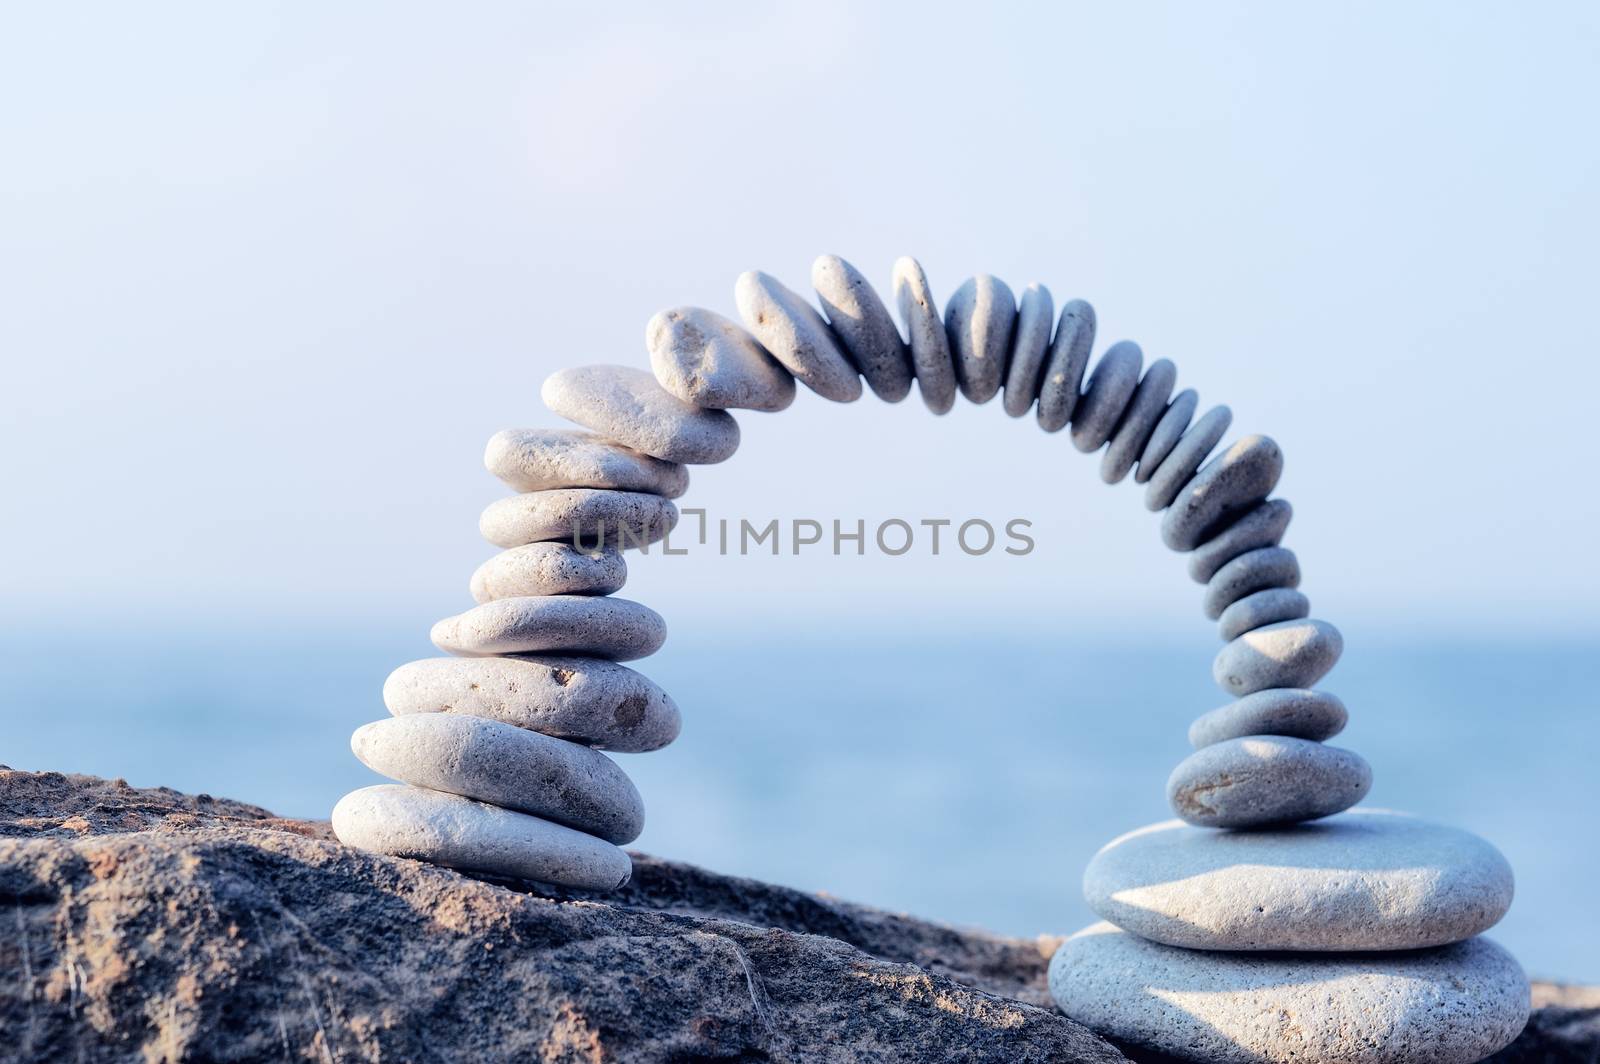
[735,270,861,402]
[541,364,739,465]
[1219,587,1311,641]
[469,542,626,603]
[332,784,632,891]
[351,714,645,844]
[384,655,681,752]
[1188,688,1348,748]
[1143,404,1231,511]
[1101,358,1177,483]
[891,257,957,414]
[1203,545,1301,620]
[646,306,796,412]
[1036,300,1095,432]
[479,489,678,551]
[1186,497,1293,583]
[1070,341,1143,453]
[1167,735,1372,828]
[1133,388,1196,484]
[812,255,913,403]
[1001,283,1055,417]
[1214,617,1344,696]
[1160,434,1283,550]
[944,275,1016,405]
[485,429,688,498]
[431,595,666,661]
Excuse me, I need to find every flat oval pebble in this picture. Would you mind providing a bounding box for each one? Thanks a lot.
[735,269,862,402]
[1203,545,1301,620]
[384,655,681,752]
[1083,810,1515,951]
[1162,434,1284,550]
[541,364,740,464]
[1049,924,1529,1064]
[484,428,689,498]
[469,542,625,603]
[1189,688,1348,748]
[891,257,956,414]
[1187,497,1293,583]
[812,254,912,402]
[646,305,796,412]
[1167,734,1371,828]
[1001,283,1054,417]
[1143,404,1232,511]
[479,489,679,551]
[1214,617,1344,696]
[332,784,632,891]
[1070,341,1142,453]
[431,595,666,661]
[1219,586,1310,640]
[351,714,645,844]
[1133,387,1196,484]
[1036,299,1095,432]
[944,275,1016,405]
[1101,358,1176,483]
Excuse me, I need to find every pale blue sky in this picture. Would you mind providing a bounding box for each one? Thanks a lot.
[3,2,1598,636]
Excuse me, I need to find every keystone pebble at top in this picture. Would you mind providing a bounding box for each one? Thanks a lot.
[332,254,1529,1062]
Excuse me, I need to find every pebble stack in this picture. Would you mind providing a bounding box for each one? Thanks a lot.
[332,254,1529,1061]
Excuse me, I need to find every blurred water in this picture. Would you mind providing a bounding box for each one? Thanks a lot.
[2,620,1593,982]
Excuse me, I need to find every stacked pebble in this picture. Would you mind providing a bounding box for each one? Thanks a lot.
[331,254,1530,1060]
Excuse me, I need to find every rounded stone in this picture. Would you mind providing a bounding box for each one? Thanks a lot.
[1070,341,1142,453]
[1203,545,1301,620]
[1143,404,1232,512]
[1101,358,1177,483]
[1214,617,1344,696]
[479,489,679,551]
[1219,587,1311,640]
[541,364,740,465]
[1167,735,1371,828]
[1187,497,1294,583]
[484,429,689,499]
[1189,688,1348,748]
[1036,300,1095,432]
[1049,924,1529,1064]
[647,305,796,412]
[891,257,957,415]
[1162,434,1284,550]
[1001,283,1055,417]
[735,269,862,402]
[351,714,645,845]
[944,275,1016,405]
[332,784,632,891]
[469,543,626,603]
[384,656,681,753]
[1082,810,1515,951]
[1134,387,1197,484]
[812,255,913,403]
[431,595,666,661]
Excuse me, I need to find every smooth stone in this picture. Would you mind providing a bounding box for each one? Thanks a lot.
[351,714,645,845]
[647,305,796,412]
[469,543,625,603]
[1036,299,1096,432]
[1082,810,1515,951]
[485,429,688,499]
[1070,341,1143,453]
[384,656,681,753]
[944,275,1016,405]
[1101,358,1177,483]
[1001,283,1055,417]
[1143,404,1232,511]
[1161,433,1284,550]
[479,489,678,551]
[735,270,861,402]
[1133,387,1196,484]
[1167,735,1371,828]
[541,364,740,465]
[332,784,632,891]
[1187,497,1294,583]
[1203,545,1301,619]
[431,595,666,661]
[1214,617,1344,696]
[891,257,957,415]
[1049,924,1530,1064]
[1220,587,1311,640]
[1189,688,1348,748]
[812,255,913,403]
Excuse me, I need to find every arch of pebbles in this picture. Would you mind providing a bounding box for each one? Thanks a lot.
[333,255,1530,1063]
